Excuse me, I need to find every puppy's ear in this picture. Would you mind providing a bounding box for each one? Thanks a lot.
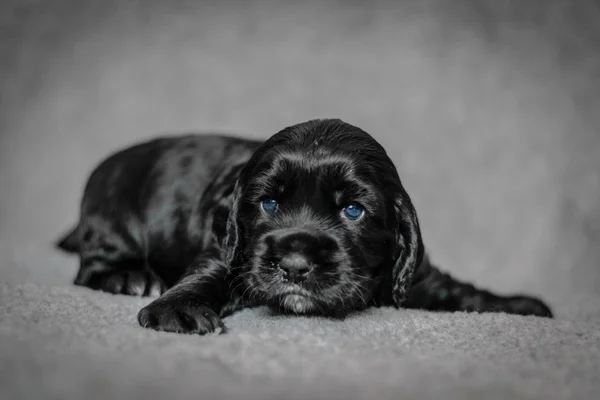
[224,180,244,270]
[391,191,424,307]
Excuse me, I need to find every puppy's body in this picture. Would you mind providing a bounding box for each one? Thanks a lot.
[57,119,552,334]
[61,135,258,293]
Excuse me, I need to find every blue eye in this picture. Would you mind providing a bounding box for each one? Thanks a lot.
[260,199,278,212]
[342,204,364,220]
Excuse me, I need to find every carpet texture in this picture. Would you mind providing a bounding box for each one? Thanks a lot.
[2,282,599,400]
[1,1,600,399]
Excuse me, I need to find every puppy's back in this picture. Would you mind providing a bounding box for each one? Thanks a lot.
[59,133,261,256]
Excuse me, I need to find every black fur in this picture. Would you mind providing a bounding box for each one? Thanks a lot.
[56,119,553,335]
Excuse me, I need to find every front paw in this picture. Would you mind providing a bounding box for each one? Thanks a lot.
[137,300,227,335]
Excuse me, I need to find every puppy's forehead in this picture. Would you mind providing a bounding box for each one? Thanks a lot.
[249,150,381,207]
[280,149,354,169]
[269,150,365,181]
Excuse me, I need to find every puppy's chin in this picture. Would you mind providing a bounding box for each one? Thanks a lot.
[270,292,348,319]
[267,284,321,315]
[278,294,318,315]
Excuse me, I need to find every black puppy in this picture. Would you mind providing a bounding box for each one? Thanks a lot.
[56,119,552,334]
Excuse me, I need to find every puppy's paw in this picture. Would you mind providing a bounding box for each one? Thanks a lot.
[506,296,553,318]
[74,263,166,297]
[137,300,226,335]
[101,270,165,297]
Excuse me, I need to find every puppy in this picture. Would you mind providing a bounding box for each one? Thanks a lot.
[56,119,553,334]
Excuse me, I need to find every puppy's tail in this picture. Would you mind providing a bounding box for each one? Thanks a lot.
[404,256,553,318]
[55,226,79,253]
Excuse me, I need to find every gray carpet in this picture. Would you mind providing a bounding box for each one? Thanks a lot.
[1,282,599,400]
[1,1,600,399]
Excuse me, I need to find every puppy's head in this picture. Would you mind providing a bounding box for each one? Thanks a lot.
[225,119,423,316]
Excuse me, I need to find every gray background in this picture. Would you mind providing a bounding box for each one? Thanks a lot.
[1,0,598,318]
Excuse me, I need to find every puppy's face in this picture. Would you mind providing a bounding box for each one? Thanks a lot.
[228,120,423,316]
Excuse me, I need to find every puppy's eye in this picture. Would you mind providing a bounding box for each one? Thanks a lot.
[341,203,364,221]
[260,199,278,213]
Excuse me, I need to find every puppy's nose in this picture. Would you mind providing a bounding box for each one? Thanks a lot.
[278,253,311,283]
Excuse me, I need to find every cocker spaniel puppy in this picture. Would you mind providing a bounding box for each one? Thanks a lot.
[56,119,552,334]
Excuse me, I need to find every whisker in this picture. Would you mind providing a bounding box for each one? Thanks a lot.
[240,274,262,301]
[229,270,255,288]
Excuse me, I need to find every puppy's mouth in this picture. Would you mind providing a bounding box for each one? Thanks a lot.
[278,283,313,297]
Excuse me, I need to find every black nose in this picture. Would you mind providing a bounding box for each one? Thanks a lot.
[278,253,311,283]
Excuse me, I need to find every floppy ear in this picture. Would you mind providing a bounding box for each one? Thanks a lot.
[224,180,245,270]
[391,190,424,307]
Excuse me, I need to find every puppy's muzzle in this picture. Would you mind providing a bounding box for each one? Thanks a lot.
[265,229,338,283]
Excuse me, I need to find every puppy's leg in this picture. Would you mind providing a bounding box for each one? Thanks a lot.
[403,256,553,318]
[137,254,230,335]
[75,218,165,297]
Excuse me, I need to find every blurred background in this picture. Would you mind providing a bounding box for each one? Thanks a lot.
[0,0,599,319]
